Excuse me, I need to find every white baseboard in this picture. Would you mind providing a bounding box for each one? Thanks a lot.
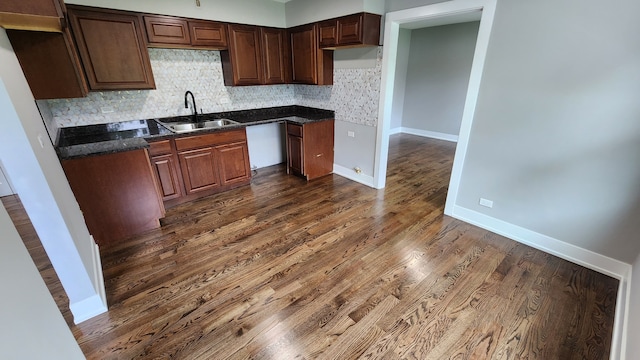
[333,164,375,187]
[69,294,108,324]
[389,127,402,135]
[397,127,459,142]
[450,205,630,278]
[449,205,632,360]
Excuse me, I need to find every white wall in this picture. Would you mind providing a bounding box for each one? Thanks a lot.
[0,159,15,196]
[286,0,384,28]
[390,28,411,131]
[0,204,85,359]
[66,0,286,27]
[455,0,640,263]
[385,0,443,12]
[0,29,106,323]
[402,22,479,136]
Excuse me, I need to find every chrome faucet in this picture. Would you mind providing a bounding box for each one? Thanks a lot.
[184,91,198,122]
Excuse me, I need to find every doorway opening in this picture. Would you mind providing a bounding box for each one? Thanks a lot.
[373,0,497,217]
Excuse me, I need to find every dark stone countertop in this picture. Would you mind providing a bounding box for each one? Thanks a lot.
[56,106,334,160]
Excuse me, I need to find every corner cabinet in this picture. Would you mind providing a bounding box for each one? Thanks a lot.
[67,5,156,90]
[289,24,333,85]
[148,128,251,208]
[286,120,334,180]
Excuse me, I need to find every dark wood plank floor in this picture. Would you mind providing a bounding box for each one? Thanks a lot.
[3,134,618,359]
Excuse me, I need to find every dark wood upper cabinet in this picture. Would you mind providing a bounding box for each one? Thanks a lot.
[319,13,381,49]
[189,20,227,48]
[7,27,88,99]
[0,0,65,32]
[68,5,155,91]
[144,15,190,45]
[144,15,227,49]
[221,24,264,86]
[289,24,333,85]
[261,27,288,85]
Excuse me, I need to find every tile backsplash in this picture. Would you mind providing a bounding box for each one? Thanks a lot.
[46,47,382,128]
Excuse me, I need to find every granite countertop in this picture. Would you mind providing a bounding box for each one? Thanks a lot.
[56,106,334,160]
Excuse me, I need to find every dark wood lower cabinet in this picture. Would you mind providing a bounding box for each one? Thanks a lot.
[178,147,220,194]
[62,148,165,247]
[150,153,183,201]
[217,142,251,185]
[286,119,334,180]
[287,134,304,176]
[148,128,251,208]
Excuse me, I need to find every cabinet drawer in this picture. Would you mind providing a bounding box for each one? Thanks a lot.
[148,139,173,156]
[175,129,247,151]
[189,20,227,48]
[287,123,303,137]
[144,15,190,45]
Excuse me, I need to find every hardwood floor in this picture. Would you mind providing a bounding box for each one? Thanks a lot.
[3,134,618,359]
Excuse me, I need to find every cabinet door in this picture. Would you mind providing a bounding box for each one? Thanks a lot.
[261,27,287,85]
[289,24,317,85]
[189,20,227,48]
[318,20,337,48]
[222,24,263,86]
[178,147,220,194]
[150,153,183,201]
[7,27,88,99]
[144,15,190,46]
[337,14,363,45]
[289,24,333,85]
[68,6,156,90]
[287,134,304,176]
[217,142,251,185]
[302,120,334,180]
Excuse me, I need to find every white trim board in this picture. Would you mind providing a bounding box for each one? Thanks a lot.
[373,0,497,191]
[333,164,375,188]
[450,205,631,360]
[390,127,459,142]
[451,206,630,279]
[69,294,108,324]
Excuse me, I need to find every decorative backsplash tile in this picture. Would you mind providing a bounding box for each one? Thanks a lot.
[46,47,382,128]
[295,48,382,127]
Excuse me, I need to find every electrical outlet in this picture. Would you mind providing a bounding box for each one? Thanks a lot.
[479,198,493,208]
[348,131,355,138]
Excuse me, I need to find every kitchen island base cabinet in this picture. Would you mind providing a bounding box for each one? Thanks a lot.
[62,148,165,247]
[286,120,334,180]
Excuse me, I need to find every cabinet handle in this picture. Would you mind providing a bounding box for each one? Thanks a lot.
[316,153,323,157]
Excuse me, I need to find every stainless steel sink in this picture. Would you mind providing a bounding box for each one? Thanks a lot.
[158,119,240,133]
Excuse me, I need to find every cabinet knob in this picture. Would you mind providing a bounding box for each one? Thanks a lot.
[316,153,323,157]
